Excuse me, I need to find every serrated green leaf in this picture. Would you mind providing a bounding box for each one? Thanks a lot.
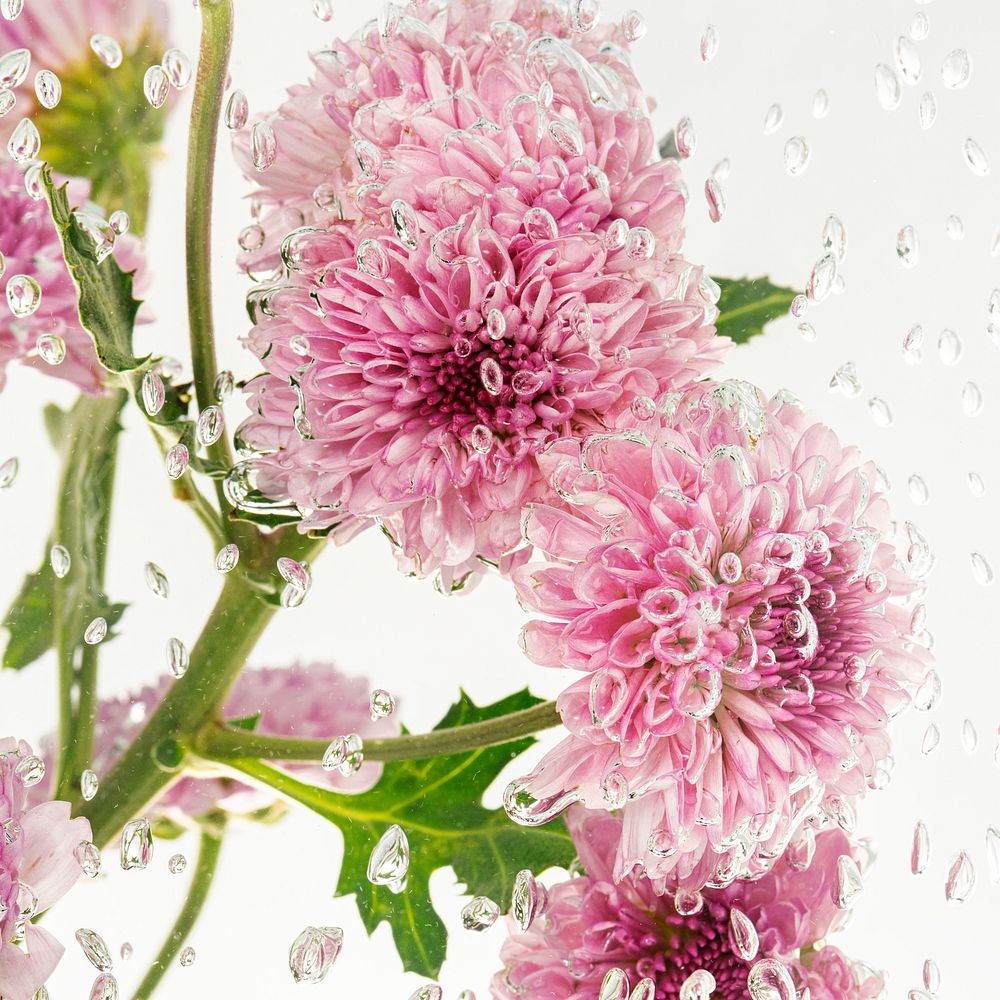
[228,691,575,978]
[3,392,128,669]
[41,165,145,373]
[714,275,798,345]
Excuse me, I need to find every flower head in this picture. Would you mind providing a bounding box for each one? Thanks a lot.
[232,0,727,587]
[507,380,929,890]
[0,738,91,1000]
[41,663,398,824]
[492,808,883,1000]
[0,163,147,394]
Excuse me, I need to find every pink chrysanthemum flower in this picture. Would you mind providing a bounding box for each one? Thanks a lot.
[0,738,91,1000]
[39,663,398,824]
[492,809,885,1000]
[232,0,728,587]
[507,380,929,890]
[0,163,147,393]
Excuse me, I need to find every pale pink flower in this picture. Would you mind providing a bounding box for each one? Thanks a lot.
[0,738,91,1000]
[233,0,728,587]
[508,380,929,890]
[492,808,883,1000]
[40,663,398,823]
[0,164,148,393]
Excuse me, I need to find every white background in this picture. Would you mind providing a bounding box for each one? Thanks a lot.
[1,0,998,997]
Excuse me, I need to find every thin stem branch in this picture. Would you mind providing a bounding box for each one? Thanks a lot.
[130,819,225,1000]
[186,0,235,507]
[194,699,561,764]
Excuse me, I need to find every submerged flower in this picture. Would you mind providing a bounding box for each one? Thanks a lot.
[232,0,727,587]
[40,663,398,824]
[0,0,171,227]
[0,738,91,1000]
[0,163,147,393]
[507,380,929,890]
[492,808,884,1000]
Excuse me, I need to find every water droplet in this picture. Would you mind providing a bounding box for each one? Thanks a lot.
[90,34,122,69]
[598,967,629,1000]
[490,19,528,55]
[143,65,169,109]
[671,115,696,160]
[679,970,715,1000]
[938,327,962,364]
[390,199,419,251]
[469,424,493,454]
[178,946,195,968]
[165,444,189,480]
[630,981,655,1000]
[963,137,990,176]
[73,211,116,263]
[920,723,939,755]
[213,369,234,402]
[783,135,811,175]
[728,907,759,961]
[971,551,994,586]
[875,64,901,110]
[288,926,343,984]
[704,177,726,223]
[368,824,410,886]
[321,733,363,775]
[356,238,389,278]
[911,820,930,875]
[894,36,922,85]
[461,895,500,931]
[946,214,964,240]
[142,561,169,600]
[834,854,864,908]
[50,544,70,578]
[569,0,600,32]
[621,9,646,42]
[0,0,22,18]
[196,405,224,446]
[84,617,107,645]
[13,754,42,788]
[828,361,862,397]
[36,334,65,366]
[896,225,919,267]
[811,88,829,119]
[225,89,248,130]
[808,253,837,302]
[962,381,983,416]
[625,226,655,261]
[162,48,192,90]
[0,47,28,88]
[821,214,848,261]
[868,397,893,427]
[747,958,797,1000]
[918,91,937,130]
[511,869,539,932]
[166,637,188,679]
[312,0,333,20]
[75,841,101,878]
[80,769,99,801]
[409,988,443,1000]
[945,850,975,903]
[479,357,503,396]
[961,718,978,754]
[76,929,113,972]
[141,371,165,416]
[120,819,153,870]
[87,972,119,1000]
[699,24,718,63]
[215,543,239,573]
[908,474,929,504]
[941,49,972,89]
[914,669,942,711]
[6,116,38,163]
[762,102,783,135]
[369,689,395,721]
[910,11,929,40]
[251,121,277,171]
[34,69,60,109]
[968,471,986,496]
[168,853,186,875]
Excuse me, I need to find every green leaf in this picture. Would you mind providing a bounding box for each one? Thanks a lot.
[3,392,128,669]
[714,275,798,345]
[229,691,575,978]
[41,165,145,373]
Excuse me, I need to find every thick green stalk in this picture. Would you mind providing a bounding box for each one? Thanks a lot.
[195,699,561,764]
[186,0,236,507]
[130,819,225,1000]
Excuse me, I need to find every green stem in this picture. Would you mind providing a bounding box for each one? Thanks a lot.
[130,819,226,1000]
[77,531,325,849]
[186,0,236,507]
[194,700,561,763]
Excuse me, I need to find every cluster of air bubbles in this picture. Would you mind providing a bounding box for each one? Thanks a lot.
[143,48,192,109]
[288,926,343,984]
[322,733,364,775]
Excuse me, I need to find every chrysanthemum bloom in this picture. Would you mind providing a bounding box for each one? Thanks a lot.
[0,738,91,1000]
[508,380,929,889]
[0,0,171,226]
[39,663,398,824]
[0,163,147,393]
[232,0,728,588]
[492,809,885,1000]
